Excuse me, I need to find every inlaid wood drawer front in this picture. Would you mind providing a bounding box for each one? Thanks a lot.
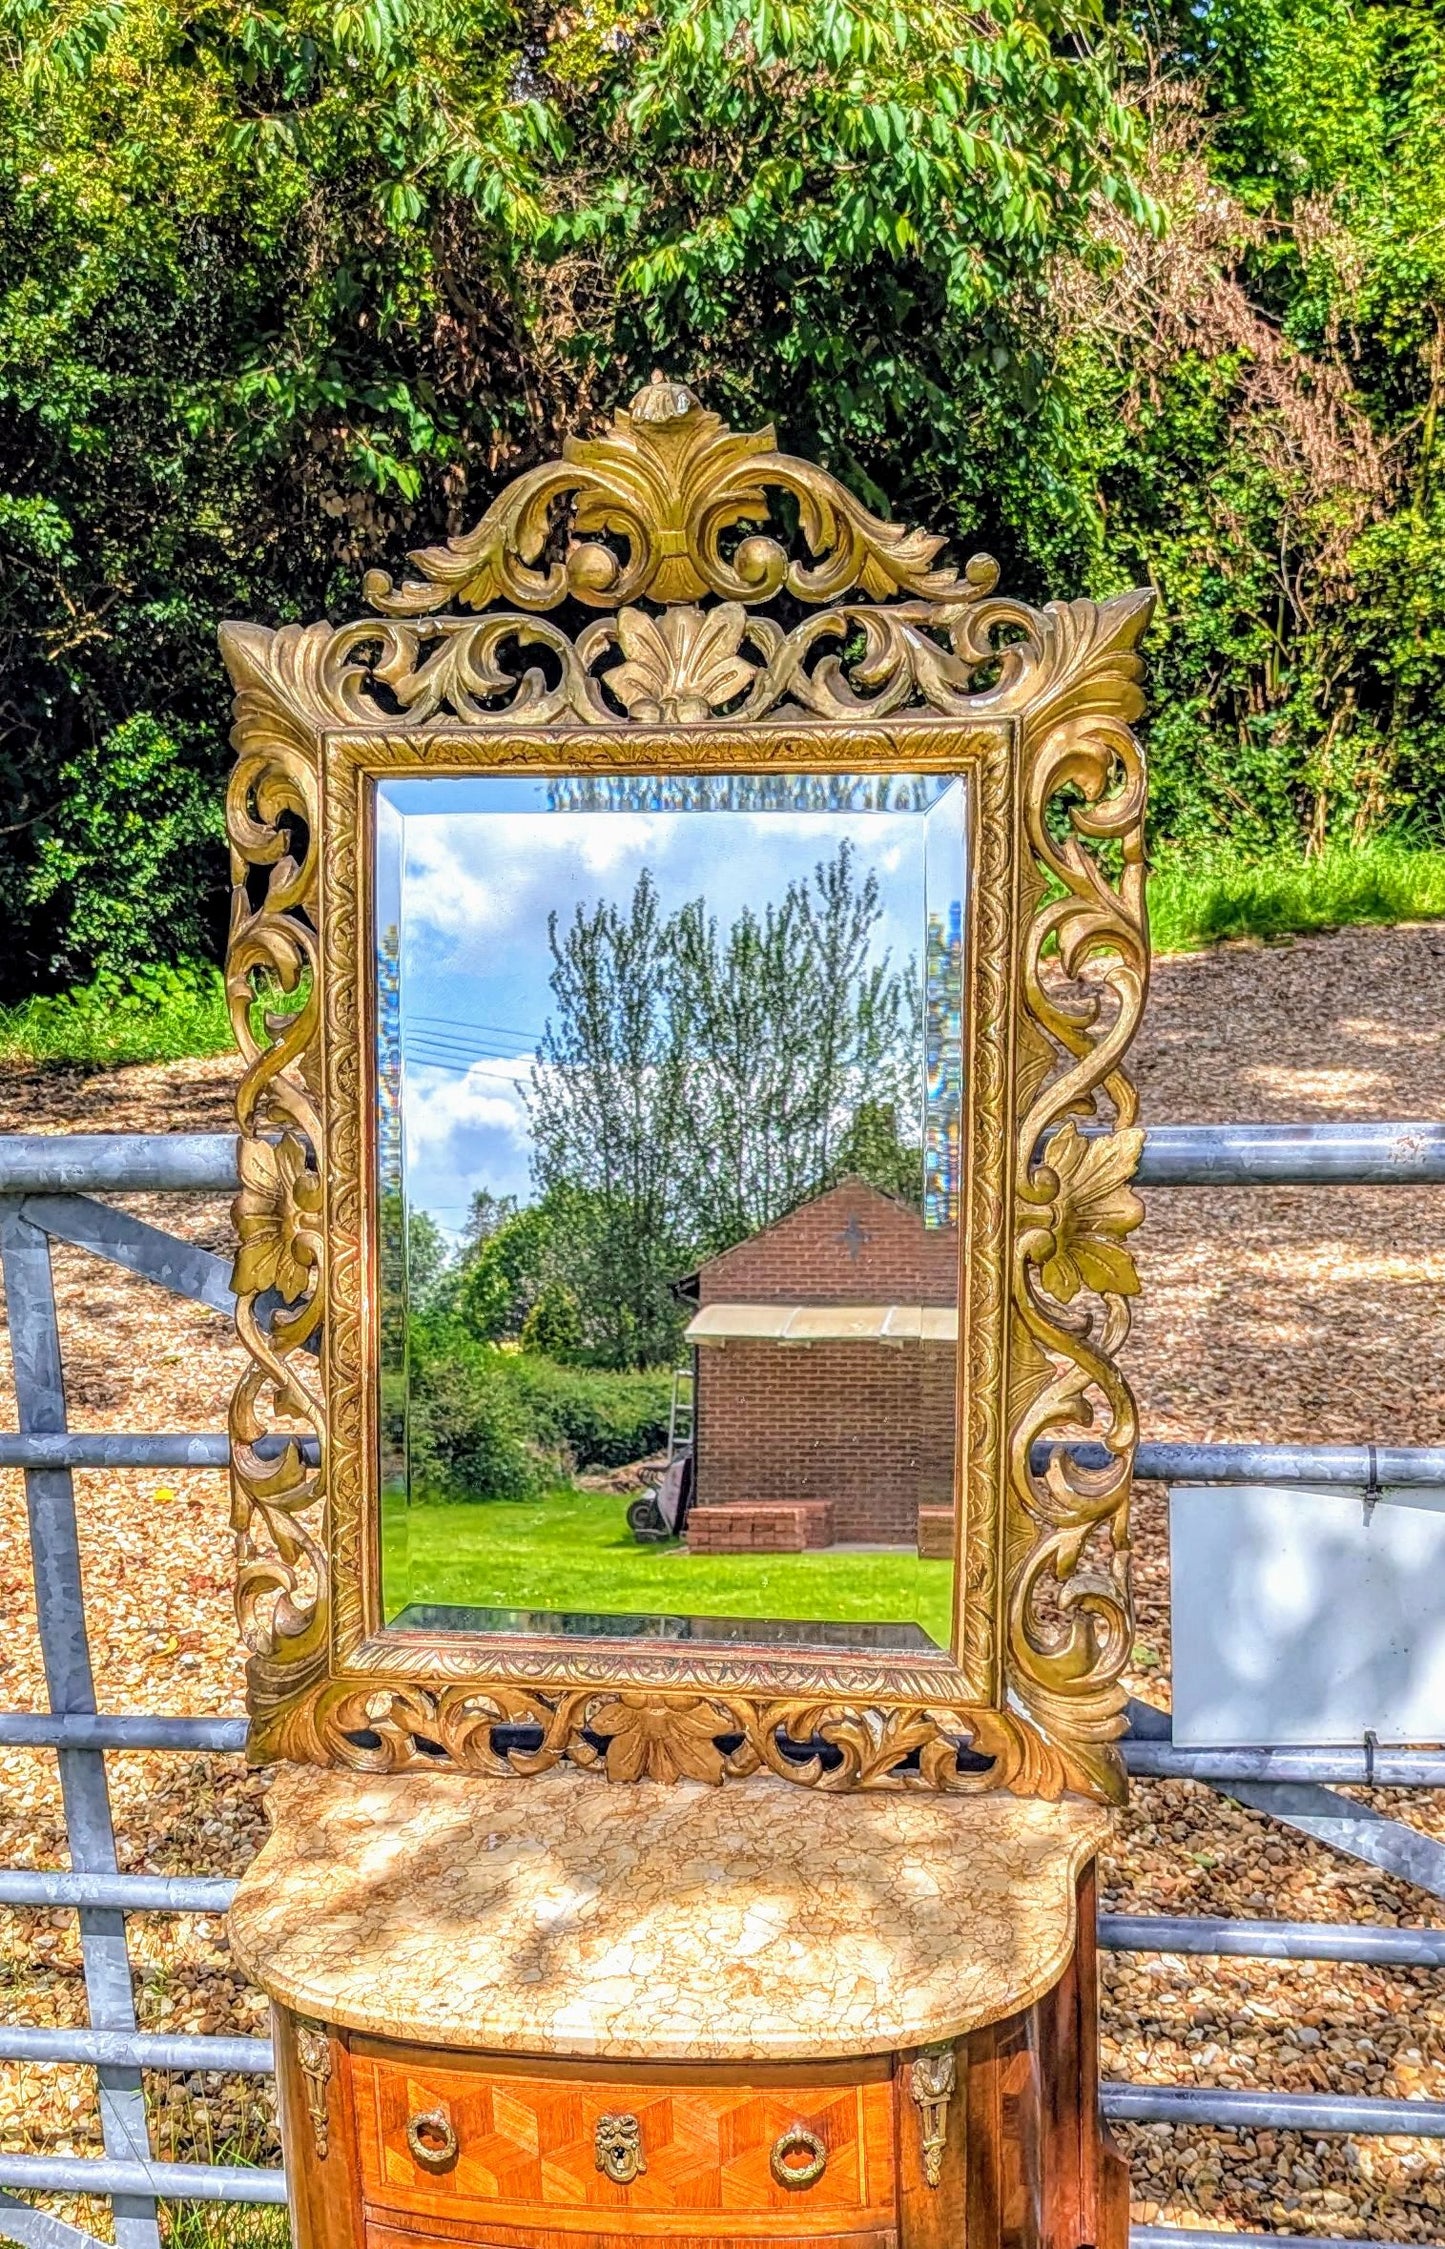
[352,2054,896,2236]
[368,2223,900,2249]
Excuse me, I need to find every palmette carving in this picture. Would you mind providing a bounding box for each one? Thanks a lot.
[222,374,1151,1801]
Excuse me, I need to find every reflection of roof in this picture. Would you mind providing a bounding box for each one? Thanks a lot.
[686,1303,957,1344]
[681,1176,958,1313]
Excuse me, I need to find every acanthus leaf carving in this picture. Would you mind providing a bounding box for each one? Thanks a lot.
[361,374,968,619]
[245,1676,1106,1800]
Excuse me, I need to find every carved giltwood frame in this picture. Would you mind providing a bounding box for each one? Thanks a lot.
[221,374,1151,1803]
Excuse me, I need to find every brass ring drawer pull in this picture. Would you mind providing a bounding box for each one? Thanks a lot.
[406,2109,459,2173]
[770,2125,827,2189]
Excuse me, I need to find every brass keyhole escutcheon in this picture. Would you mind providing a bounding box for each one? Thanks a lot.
[770,2125,827,2189]
[405,2109,459,2174]
[595,2112,646,2185]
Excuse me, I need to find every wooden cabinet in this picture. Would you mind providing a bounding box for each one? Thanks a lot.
[272,1871,1126,2249]
[353,2048,897,2242]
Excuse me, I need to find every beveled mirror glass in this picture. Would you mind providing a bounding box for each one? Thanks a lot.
[375,772,966,1655]
[221,374,1151,1801]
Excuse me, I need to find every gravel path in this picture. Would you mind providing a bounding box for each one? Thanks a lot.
[0,923,1442,2241]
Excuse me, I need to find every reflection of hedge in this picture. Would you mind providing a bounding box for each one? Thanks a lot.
[405,1320,672,1501]
[407,1332,542,1502]
[505,1356,672,1472]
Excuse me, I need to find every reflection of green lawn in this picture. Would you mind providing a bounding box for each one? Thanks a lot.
[387,1487,952,1649]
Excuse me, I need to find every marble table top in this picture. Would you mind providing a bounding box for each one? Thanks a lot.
[228,1764,1109,2062]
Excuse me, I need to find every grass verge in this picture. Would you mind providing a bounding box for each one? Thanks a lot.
[1148,838,1445,954]
[0,963,233,1071]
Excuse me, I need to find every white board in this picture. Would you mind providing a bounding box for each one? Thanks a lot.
[1169,1483,1445,1747]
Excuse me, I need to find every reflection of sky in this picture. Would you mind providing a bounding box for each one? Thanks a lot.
[377,777,963,1235]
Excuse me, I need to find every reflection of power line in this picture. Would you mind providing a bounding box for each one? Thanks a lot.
[403,1049,536,1083]
[405,1022,539,1056]
[411,1012,543,1046]
[404,1024,538,1058]
[406,1037,535,1068]
[409,1043,537,1064]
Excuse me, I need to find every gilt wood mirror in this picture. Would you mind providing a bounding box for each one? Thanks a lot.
[221,374,1151,1803]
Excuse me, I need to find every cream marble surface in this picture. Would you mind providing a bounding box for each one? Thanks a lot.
[229,1765,1109,2062]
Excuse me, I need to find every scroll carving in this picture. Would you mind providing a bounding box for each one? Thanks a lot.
[223,620,328,1731]
[222,372,1151,1802]
[361,374,965,618]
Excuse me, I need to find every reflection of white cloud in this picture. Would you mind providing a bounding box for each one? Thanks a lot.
[573,814,658,872]
[403,1059,585,1227]
[399,812,671,987]
[402,823,525,943]
[402,809,922,986]
[404,1056,533,1171]
[407,811,660,925]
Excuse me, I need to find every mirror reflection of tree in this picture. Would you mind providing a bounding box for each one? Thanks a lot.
[523,841,919,1369]
[394,843,925,1529]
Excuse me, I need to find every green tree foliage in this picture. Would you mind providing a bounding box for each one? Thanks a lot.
[1,0,1442,997]
[525,845,917,1364]
[27,714,225,975]
[1055,0,1445,849]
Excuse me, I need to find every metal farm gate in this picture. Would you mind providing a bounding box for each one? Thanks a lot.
[1,1122,1444,2249]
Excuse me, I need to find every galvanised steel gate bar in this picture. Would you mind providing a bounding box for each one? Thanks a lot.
[9,1430,1445,1486]
[1097,1915,1445,1967]
[1133,2235,1386,2249]
[5,1701,1445,1787]
[0,1870,239,1911]
[1,1126,1443,2249]
[0,1716,249,1753]
[1104,2087,1445,2136]
[0,2159,289,2206]
[2,1120,1444,1194]
[0,2031,272,2073]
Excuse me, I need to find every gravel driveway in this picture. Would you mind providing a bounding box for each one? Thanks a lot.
[1,920,1441,2242]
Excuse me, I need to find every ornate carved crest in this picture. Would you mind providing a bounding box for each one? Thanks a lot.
[221,372,1151,1804]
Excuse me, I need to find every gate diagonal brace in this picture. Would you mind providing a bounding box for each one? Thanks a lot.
[17,1193,234,1316]
[1126,1701,1445,1903]
[0,2191,109,2249]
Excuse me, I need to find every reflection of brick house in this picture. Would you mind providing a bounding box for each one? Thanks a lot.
[681,1178,958,1553]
